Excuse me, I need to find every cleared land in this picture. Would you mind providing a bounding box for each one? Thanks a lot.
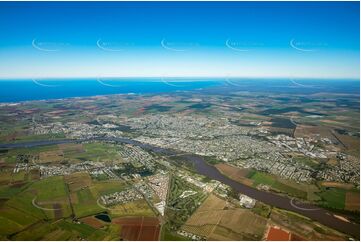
[215,163,253,186]
[345,191,360,211]
[80,216,106,229]
[112,216,160,241]
[182,194,267,240]
[38,150,64,164]
[64,172,92,193]
[269,208,349,241]
[109,199,155,218]
[318,187,346,210]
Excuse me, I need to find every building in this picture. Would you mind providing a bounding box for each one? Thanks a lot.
[239,194,256,208]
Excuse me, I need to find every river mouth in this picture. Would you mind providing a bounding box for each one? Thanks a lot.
[0,138,359,239]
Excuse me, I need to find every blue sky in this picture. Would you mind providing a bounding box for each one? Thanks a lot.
[0,1,359,79]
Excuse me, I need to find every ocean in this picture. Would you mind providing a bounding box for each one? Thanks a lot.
[0,79,221,102]
[0,78,359,103]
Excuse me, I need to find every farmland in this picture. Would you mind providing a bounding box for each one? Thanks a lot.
[0,170,156,240]
[112,216,160,241]
[317,185,359,212]
[215,163,254,186]
[182,194,268,240]
[345,191,360,211]
[0,78,359,240]
[269,208,349,241]
[61,142,124,163]
[215,163,318,200]
[109,199,156,218]
[249,171,309,199]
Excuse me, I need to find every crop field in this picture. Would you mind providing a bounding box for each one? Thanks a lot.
[182,194,267,240]
[332,132,360,156]
[10,219,107,241]
[36,177,72,217]
[27,176,72,219]
[318,187,347,210]
[29,169,40,181]
[195,194,226,212]
[0,175,76,236]
[112,216,160,241]
[38,150,64,164]
[0,184,24,199]
[2,175,73,221]
[72,187,104,218]
[80,216,105,229]
[66,176,129,219]
[345,191,360,211]
[320,181,355,189]
[3,145,59,163]
[161,228,188,241]
[109,199,155,218]
[65,142,123,163]
[0,215,23,236]
[4,190,47,220]
[0,171,12,185]
[270,208,349,241]
[89,180,128,197]
[294,125,336,141]
[0,205,40,236]
[58,143,84,155]
[215,163,254,186]
[10,170,27,183]
[32,176,68,201]
[248,171,308,199]
[0,149,135,238]
[251,201,272,218]
[64,172,92,193]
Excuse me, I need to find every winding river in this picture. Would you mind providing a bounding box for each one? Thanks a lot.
[0,138,359,238]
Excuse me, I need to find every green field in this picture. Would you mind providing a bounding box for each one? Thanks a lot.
[72,187,105,218]
[4,175,73,220]
[249,171,308,199]
[0,173,127,239]
[251,202,272,218]
[1,144,60,164]
[292,156,319,169]
[5,190,47,220]
[161,227,188,241]
[0,216,23,236]
[32,176,68,201]
[70,179,128,218]
[65,142,122,162]
[318,187,346,210]
[11,219,106,241]
[0,184,25,198]
[90,180,128,197]
[109,199,155,218]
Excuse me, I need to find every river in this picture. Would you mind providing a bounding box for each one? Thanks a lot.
[0,138,359,238]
